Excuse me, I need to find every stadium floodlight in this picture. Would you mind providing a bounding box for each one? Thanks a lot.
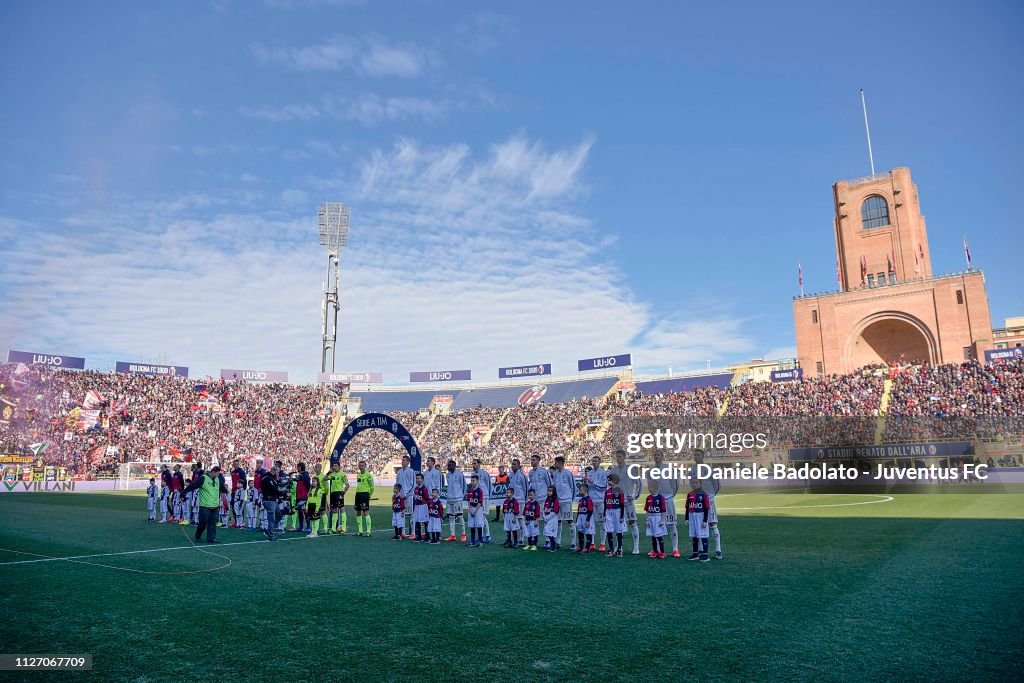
[318,202,350,252]
[318,202,350,375]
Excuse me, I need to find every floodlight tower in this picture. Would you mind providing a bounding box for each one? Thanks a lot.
[318,202,349,374]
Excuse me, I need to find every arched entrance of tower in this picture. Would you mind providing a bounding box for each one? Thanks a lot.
[846,312,937,368]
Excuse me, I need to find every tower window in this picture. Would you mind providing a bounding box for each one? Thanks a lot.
[956,289,964,305]
[861,195,890,229]
[816,361,823,374]
[811,310,818,324]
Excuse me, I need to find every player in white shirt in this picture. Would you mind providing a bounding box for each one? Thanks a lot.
[584,455,608,550]
[693,449,723,559]
[158,469,170,523]
[146,478,158,522]
[647,450,680,557]
[231,481,247,528]
[443,459,467,542]
[528,455,552,539]
[508,459,529,546]
[422,457,443,501]
[395,455,417,539]
[551,456,576,550]
[471,459,492,543]
[607,449,642,555]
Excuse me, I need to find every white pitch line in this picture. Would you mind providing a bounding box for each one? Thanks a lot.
[0,529,393,567]
[717,494,894,511]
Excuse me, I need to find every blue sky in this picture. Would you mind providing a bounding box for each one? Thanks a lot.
[1,0,1021,383]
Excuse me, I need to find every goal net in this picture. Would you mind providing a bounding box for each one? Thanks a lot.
[117,462,164,491]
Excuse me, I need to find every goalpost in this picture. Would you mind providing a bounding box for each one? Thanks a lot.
[117,462,164,490]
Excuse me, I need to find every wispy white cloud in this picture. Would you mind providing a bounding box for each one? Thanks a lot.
[238,104,322,122]
[0,135,753,382]
[279,188,309,206]
[334,94,448,126]
[304,139,346,159]
[455,11,517,53]
[239,94,451,127]
[264,0,364,8]
[251,34,435,77]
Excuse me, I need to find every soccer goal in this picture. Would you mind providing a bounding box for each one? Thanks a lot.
[117,462,164,490]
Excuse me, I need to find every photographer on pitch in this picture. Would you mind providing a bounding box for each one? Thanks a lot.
[182,465,229,544]
[260,461,291,542]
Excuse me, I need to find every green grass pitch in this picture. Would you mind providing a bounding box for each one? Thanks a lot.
[1,491,1022,682]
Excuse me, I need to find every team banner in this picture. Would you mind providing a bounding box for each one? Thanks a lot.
[984,347,1023,363]
[7,350,85,369]
[221,369,288,382]
[498,363,551,379]
[788,441,974,461]
[410,370,471,383]
[577,353,631,372]
[770,368,804,382]
[318,372,383,384]
[116,361,189,377]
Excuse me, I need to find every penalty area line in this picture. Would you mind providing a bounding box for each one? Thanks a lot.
[717,494,894,511]
[0,529,394,567]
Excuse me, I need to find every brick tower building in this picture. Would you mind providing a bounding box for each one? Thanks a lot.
[793,167,993,376]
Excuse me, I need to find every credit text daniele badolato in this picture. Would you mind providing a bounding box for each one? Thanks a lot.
[627,463,990,482]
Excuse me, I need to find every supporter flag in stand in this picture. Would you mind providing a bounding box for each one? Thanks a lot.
[76,409,101,431]
[28,442,48,457]
[83,390,102,409]
[10,364,30,390]
[85,444,104,466]
[0,396,17,423]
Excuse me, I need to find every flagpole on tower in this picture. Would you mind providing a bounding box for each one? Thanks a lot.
[860,89,876,176]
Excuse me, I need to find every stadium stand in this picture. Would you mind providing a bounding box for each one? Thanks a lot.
[349,390,442,412]
[450,377,618,409]
[2,358,1022,477]
[634,372,733,395]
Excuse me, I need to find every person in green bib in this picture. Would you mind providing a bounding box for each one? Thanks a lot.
[285,477,299,531]
[305,475,327,538]
[322,461,350,535]
[355,460,374,537]
[182,465,229,544]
